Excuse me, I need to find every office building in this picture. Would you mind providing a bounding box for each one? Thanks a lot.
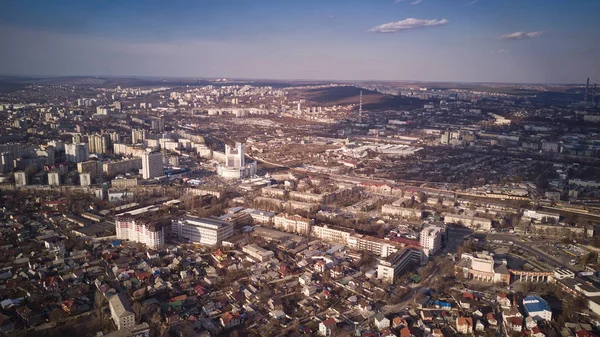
[142,151,163,180]
[14,171,27,187]
[131,129,147,144]
[217,142,256,179]
[115,216,164,249]
[377,249,423,283]
[420,226,443,257]
[48,171,60,186]
[171,215,233,246]
[109,294,135,330]
[65,143,89,163]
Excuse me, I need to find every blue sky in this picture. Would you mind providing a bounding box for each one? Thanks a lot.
[0,0,598,83]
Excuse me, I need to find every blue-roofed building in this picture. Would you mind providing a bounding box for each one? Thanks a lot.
[522,295,552,321]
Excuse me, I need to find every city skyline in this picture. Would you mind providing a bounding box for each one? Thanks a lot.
[1,0,599,84]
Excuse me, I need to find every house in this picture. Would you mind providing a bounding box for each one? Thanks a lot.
[475,320,485,332]
[497,293,511,308]
[507,317,523,332]
[400,326,412,337]
[525,316,537,329]
[374,313,390,330]
[0,314,15,333]
[381,328,397,337]
[392,316,407,328]
[432,329,444,337]
[456,316,473,334]
[531,326,545,337]
[302,286,318,297]
[220,312,242,328]
[320,317,337,336]
[486,312,497,326]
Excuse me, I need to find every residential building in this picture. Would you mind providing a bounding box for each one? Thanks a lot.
[273,214,313,235]
[171,216,233,246]
[347,234,406,258]
[456,316,473,334]
[65,143,89,163]
[115,216,165,249]
[311,225,352,245]
[109,294,135,330]
[14,171,27,187]
[420,226,443,257]
[374,313,390,330]
[103,158,143,178]
[47,171,60,186]
[319,318,337,336]
[131,129,147,144]
[142,151,163,180]
[382,205,423,219]
[0,152,13,174]
[80,173,91,186]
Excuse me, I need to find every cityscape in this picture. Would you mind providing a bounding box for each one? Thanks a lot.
[1,1,600,337]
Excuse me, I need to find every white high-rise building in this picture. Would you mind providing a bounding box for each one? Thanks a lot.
[420,226,443,257]
[80,172,91,186]
[132,129,147,144]
[88,134,110,154]
[14,171,27,187]
[142,151,163,180]
[217,142,256,179]
[48,171,60,186]
[171,216,233,246]
[65,143,89,163]
[115,216,164,249]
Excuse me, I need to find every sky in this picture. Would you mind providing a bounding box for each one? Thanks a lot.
[0,0,599,84]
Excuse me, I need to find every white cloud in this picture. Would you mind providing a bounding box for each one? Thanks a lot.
[494,49,508,54]
[500,31,544,39]
[395,0,424,4]
[368,18,448,33]
[467,0,478,4]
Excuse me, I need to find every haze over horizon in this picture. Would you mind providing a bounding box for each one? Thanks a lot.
[1,0,599,84]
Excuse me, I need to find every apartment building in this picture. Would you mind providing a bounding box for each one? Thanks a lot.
[311,225,352,245]
[109,294,135,330]
[377,249,423,283]
[115,216,164,249]
[273,214,313,235]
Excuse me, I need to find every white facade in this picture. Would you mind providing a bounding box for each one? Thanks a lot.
[14,171,27,186]
[217,142,256,179]
[80,172,91,186]
[48,171,60,186]
[377,249,423,283]
[172,216,233,246]
[242,244,274,262]
[311,225,352,244]
[420,226,443,257]
[142,151,163,180]
[115,216,165,249]
[273,214,312,235]
[65,143,89,163]
[109,294,135,330]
